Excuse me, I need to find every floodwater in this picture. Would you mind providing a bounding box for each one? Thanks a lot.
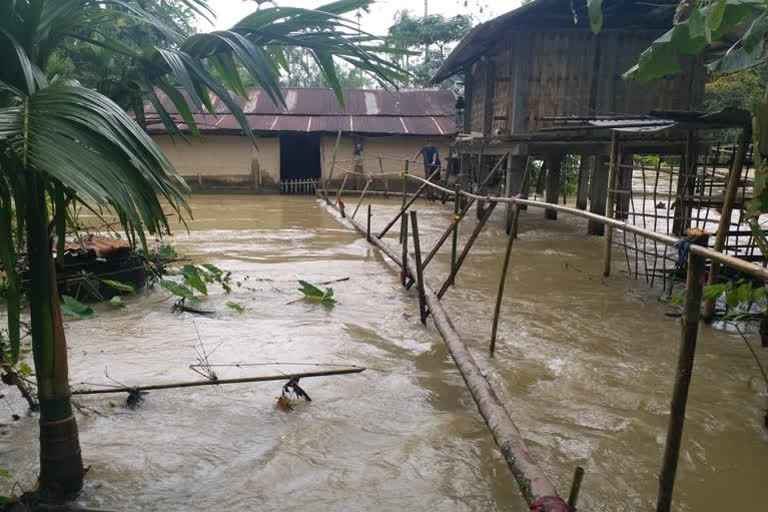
[2,194,767,511]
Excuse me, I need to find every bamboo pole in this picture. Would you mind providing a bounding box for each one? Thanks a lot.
[703,126,751,321]
[378,166,439,240]
[325,202,561,505]
[656,231,709,512]
[72,368,365,395]
[602,132,620,277]
[419,153,510,274]
[410,211,427,324]
[401,214,409,286]
[568,467,585,510]
[336,173,349,208]
[490,202,519,357]
[438,202,498,299]
[367,204,372,243]
[352,178,372,219]
[323,129,343,197]
[450,184,461,285]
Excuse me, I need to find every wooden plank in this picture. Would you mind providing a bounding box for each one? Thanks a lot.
[588,155,609,236]
[576,155,591,210]
[545,154,562,220]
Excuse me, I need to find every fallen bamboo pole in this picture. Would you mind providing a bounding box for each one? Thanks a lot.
[379,166,440,240]
[603,132,620,277]
[438,201,498,300]
[71,368,365,395]
[703,126,751,321]
[451,184,461,286]
[656,231,709,512]
[410,211,428,324]
[324,201,561,506]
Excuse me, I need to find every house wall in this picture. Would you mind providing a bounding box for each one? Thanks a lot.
[152,134,281,190]
[153,133,453,192]
[465,29,706,135]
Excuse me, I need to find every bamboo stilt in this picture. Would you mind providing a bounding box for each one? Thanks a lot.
[703,126,751,321]
[451,184,460,285]
[410,211,427,324]
[602,132,620,277]
[419,153,510,274]
[490,202,519,357]
[656,231,709,512]
[323,129,343,197]
[367,204,372,243]
[72,368,365,395]
[438,202,497,299]
[401,214,409,286]
[352,178,371,219]
[568,467,585,510]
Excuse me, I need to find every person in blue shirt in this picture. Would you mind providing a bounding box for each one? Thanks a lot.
[413,139,441,181]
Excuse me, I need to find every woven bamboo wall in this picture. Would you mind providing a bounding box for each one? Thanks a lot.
[464,29,705,136]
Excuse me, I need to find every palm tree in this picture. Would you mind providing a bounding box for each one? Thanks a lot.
[0,0,402,501]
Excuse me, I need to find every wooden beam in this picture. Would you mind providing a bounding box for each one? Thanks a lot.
[545,155,562,220]
[588,156,609,236]
[576,155,591,210]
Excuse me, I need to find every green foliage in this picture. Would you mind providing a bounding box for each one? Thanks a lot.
[108,295,126,307]
[588,0,604,34]
[673,279,767,319]
[226,301,247,313]
[387,11,472,88]
[0,469,11,478]
[101,279,136,293]
[160,280,200,302]
[17,362,32,377]
[181,265,208,295]
[60,295,95,319]
[298,280,337,306]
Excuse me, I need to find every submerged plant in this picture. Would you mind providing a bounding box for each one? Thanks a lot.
[298,280,337,306]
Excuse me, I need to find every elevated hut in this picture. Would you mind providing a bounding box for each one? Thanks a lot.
[432,0,707,233]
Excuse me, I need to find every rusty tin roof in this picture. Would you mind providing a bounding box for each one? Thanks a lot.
[145,88,457,136]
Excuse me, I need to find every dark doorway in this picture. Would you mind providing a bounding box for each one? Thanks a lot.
[280,135,321,181]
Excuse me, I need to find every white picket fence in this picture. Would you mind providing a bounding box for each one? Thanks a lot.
[279,179,319,195]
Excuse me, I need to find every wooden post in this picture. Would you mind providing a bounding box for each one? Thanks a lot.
[367,204,372,242]
[568,467,585,510]
[615,153,634,221]
[438,202,497,299]
[505,156,525,234]
[602,133,620,277]
[451,184,460,285]
[673,130,697,236]
[545,155,562,220]
[490,201,520,357]
[401,214,409,286]
[410,211,427,325]
[335,173,349,206]
[703,126,751,321]
[588,155,609,236]
[576,155,590,210]
[656,231,709,512]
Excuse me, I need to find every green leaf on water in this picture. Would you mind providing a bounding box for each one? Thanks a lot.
[17,362,32,377]
[298,280,336,306]
[160,280,200,302]
[60,295,94,319]
[101,279,135,293]
[201,263,223,279]
[226,301,246,313]
[0,469,11,478]
[108,296,125,307]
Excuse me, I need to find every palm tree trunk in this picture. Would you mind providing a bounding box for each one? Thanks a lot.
[26,172,84,498]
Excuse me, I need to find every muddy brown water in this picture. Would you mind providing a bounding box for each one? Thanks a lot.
[2,195,767,511]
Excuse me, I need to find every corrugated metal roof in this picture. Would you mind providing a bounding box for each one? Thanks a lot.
[145,88,457,136]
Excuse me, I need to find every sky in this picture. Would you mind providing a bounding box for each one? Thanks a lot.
[202,0,522,36]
